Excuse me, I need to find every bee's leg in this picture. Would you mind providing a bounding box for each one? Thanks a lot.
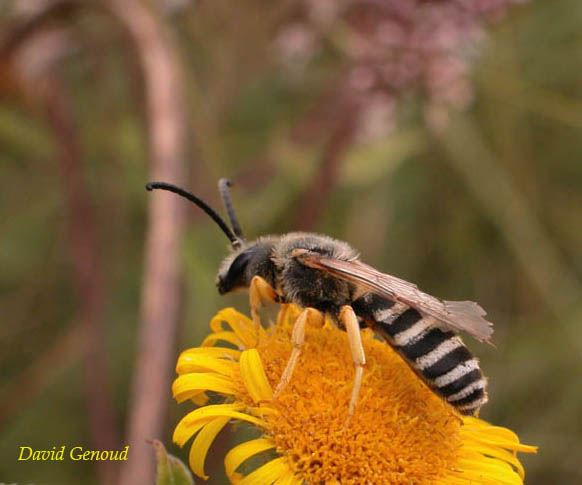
[249,275,278,332]
[274,307,322,398]
[339,305,367,417]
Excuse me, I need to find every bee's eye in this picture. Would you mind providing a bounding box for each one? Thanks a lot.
[217,251,252,295]
[229,251,251,277]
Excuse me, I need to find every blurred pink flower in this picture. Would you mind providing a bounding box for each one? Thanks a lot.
[275,0,525,134]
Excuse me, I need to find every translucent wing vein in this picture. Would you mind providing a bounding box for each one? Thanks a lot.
[300,254,494,343]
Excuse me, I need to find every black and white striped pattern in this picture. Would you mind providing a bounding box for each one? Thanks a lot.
[353,294,487,415]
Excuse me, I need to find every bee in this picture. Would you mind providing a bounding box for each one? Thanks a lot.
[146,180,493,416]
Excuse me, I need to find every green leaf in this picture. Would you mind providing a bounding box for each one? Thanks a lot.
[152,440,195,485]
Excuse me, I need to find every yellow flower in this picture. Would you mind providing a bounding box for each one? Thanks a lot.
[172,304,537,484]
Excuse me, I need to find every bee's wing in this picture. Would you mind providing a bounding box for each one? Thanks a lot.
[301,253,494,343]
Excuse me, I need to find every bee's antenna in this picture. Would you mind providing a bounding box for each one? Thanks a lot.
[218,178,244,241]
[146,181,241,248]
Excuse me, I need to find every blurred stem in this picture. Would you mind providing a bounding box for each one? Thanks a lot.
[438,114,582,333]
[0,0,77,59]
[44,73,119,485]
[293,100,360,230]
[1,4,119,483]
[103,1,187,484]
[482,71,582,129]
[0,323,85,427]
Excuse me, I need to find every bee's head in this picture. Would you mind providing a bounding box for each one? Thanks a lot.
[146,179,277,295]
[216,238,278,295]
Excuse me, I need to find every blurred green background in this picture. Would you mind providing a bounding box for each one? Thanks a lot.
[1,0,581,484]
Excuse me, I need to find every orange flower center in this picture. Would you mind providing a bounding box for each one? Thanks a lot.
[234,309,462,484]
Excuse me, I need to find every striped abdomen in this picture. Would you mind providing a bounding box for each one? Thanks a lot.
[353,294,488,415]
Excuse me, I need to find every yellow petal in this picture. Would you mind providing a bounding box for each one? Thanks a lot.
[461,426,538,454]
[239,349,274,402]
[210,307,265,348]
[173,416,214,447]
[174,403,267,447]
[277,304,301,327]
[274,468,303,485]
[189,416,230,479]
[210,308,252,332]
[172,373,238,403]
[225,438,276,479]
[454,456,522,485]
[201,331,243,348]
[458,445,524,480]
[248,406,278,418]
[238,457,291,485]
[179,346,241,360]
[442,477,472,485]
[191,392,209,406]
[463,418,537,453]
[176,351,238,376]
[275,304,291,326]
[173,388,204,404]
